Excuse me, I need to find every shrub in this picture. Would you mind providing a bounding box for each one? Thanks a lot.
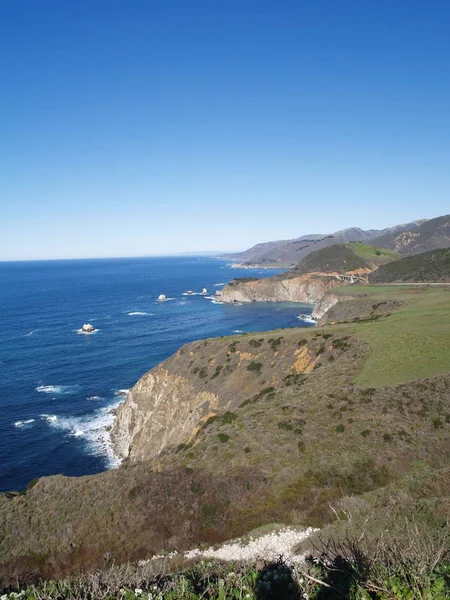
[217,433,230,443]
[198,367,208,379]
[360,429,371,438]
[268,337,283,351]
[249,339,262,348]
[298,441,306,453]
[332,337,350,351]
[277,421,293,431]
[247,361,263,374]
[283,373,307,387]
[219,411,238,424]
[336,424,345,433]
[210,365,223,379]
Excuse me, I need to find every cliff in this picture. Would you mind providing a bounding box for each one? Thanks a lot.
[111,330,345,462]
[220,273,344,304]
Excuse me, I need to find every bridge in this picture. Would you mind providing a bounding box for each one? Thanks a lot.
[335,274,366,284]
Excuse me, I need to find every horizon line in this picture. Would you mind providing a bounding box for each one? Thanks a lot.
[0,251,242,264]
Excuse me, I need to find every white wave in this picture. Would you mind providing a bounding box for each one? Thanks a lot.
[14,419,35,428]
[41,403,123,468]
[114,389,129,396]
[36,384,80,395]
[213,282,225,287]
[127,312,151,316]
[233,329,244,333]
[76,328,99,335]
[87,395,103,401]
[25,329,38,337]
[40,414,58,422]
[210,299,223,304]
[297,315,317,324]
[182,292,203,296]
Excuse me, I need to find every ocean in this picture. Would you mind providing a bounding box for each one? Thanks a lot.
[0,256,314,492]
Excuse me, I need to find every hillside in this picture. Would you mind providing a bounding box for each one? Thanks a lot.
[369,248,450,283]
[371,214,450,255]
[226,219,426,266]
[1,286,449,588]
[292,242,399,275]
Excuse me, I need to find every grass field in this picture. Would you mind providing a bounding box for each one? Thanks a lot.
[349,241,399,263]
[330,285,450,387]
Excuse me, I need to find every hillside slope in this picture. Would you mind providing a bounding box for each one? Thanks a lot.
[292,242,399,275]
[227,220,426,265]
[371,214,450,255]
[368,248,450,283]
[1,287,449,585]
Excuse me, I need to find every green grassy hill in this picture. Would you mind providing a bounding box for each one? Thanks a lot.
[368,248,450,283]
[292,242,398,275]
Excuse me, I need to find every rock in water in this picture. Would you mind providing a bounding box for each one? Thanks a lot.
[157,294,167,302]
[202,288,208,295]
[81,323,95,333]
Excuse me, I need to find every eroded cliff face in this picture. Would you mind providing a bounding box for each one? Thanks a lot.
[311,293,341,322]
[111,368,221,461]
[220,274,343,304]
[111,329,361,463]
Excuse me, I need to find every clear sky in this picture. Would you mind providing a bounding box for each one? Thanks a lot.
[1,0,450,260]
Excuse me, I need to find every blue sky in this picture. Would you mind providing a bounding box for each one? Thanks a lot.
[1,1,449,260]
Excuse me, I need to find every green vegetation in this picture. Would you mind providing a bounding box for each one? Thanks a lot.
[247,361,263,374]
[228,277,260,286]
[369,247,450,283]
[348,286,450,386]
[3,520,448,599]
[349,241,399,262]
[292,242,399,276]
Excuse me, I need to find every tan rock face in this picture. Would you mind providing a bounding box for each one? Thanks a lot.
[311,293,341,322]
[220,274,342,305]
[111,329,357,463]
[111,367,220,461]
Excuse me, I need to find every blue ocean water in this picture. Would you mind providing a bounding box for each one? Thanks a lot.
[0,257,314,492]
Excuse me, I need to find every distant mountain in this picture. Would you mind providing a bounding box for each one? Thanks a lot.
[371,215,450,256]
[291,243,399,276]
[368,248,450,283]
[227,220,427,266]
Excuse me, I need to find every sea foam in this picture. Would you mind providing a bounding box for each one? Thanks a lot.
[41,403,122,468]
[13,419,35,428]
[36,385,80,395]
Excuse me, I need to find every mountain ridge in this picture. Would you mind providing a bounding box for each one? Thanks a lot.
[226,219,428,266]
